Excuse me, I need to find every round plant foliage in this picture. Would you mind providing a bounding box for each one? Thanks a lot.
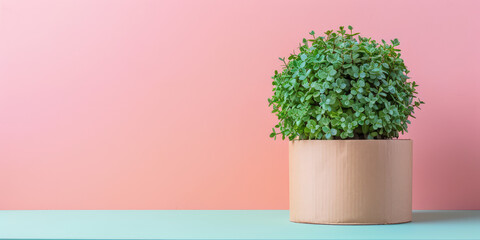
[268,26,423,140]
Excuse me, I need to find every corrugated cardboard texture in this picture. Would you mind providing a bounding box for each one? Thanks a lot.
[289,140,412,225]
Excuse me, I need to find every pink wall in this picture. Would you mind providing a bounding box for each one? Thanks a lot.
[1,0,479,210]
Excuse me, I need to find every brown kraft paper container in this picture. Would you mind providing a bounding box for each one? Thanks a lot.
[289,140,412,225]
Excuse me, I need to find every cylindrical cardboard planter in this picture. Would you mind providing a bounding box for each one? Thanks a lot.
[289,140,412,225]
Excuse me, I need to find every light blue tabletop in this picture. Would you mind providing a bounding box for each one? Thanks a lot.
[0,210,479,240]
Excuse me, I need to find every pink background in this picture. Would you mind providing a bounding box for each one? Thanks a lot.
[1,0,479,210]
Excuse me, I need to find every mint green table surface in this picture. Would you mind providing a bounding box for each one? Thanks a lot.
[0,210,479,240]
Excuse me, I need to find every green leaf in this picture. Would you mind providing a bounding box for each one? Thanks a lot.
[327,55,338,63]
[329,69,337,76]
[322,126,330,133]
[391,38,400,46]
[358,80,365,87]
[331,128,337,136]
[388,85,395,93]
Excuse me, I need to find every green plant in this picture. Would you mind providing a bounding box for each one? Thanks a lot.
[268,26,423,140]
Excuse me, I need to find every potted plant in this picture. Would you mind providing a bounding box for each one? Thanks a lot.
[268,26,423,225]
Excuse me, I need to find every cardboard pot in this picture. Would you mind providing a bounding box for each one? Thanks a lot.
[289,140,412,225]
